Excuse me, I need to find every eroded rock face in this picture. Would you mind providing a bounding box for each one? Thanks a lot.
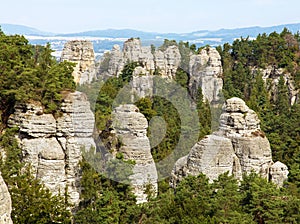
[189,47,223,102]
[98,39,224,104]
[8,91,96,206]
[61,40,96,84]
[112,104,158,204]
[170,135,241,188]
[171,97,288,187]
[98,38,181,79]
[252,66,299,105]
[154,46,181,79]
[0,173,12,224]
[270,161,289,187]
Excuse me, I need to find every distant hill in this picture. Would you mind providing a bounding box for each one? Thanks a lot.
[0,23,56,36]
[1,22,300,58]
[59,23,300,41]
[2,23,300,41]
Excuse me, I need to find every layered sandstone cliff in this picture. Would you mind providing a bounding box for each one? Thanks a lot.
[112,104,158,203]
[98,38,223,104]
[0,173,12,224]
[171,97,288,187]
[189,47,223,103]
[251,66,299,105]
[100,38,181,79]
[61,40,96,84]
[8,91,96,206]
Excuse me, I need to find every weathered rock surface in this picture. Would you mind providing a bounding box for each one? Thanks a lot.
[252,66,299,105]
[170,135,241,188]
[189,47,223,102]
[0,173,12,224]
[98,38,181,79]
[8,91,96,206]
[61,40,96,84]
[269,161,289,187]
[154,46,181,79]
[98,39,224,104]
[171,97,288,187]
[112,104,158,203]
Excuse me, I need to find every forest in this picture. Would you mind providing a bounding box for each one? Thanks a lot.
[0,28,299,223]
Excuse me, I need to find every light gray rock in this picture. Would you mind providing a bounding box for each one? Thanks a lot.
[171,97,287,187]
[219,97,261,137]
[8,103,56,138]
[170,135,241,187]
[0,173,12,224]
[8,91,96,206]
[107,45,124,77]
[269,161,289,187]
[99,38,181,80]
[189,47,223,103]
[112,104,158,203]
[61,40,96,84]
[155,46,181,79]
[252,66,299,105]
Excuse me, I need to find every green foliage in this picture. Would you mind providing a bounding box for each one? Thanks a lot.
[174,68,189,88]
[195,87,212,139]
[75,159,137,224]
[0,128,71,223]
[0,31,75,125]
[159,39,178,51]
[240,172,300,224]
[130,173,299,223]
[120,61,140,83]
[218,29,300,189]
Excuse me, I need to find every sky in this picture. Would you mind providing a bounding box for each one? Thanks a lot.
[1,0,300,33]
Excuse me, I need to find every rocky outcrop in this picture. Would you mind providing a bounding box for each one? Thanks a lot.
[99,38,225,103]
[154,46,181,79]
[252,66,299,105]
[0,173,12,224]
[269,161,289,187]
[189,47,223,102]
[61,40,96,84]
[8,91,96,206]
[98,38,181,79]
[112,104,158,203]
[98,39,224,104]
[171,97,288,187]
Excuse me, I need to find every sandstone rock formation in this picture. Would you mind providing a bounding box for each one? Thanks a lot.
[252,66,299,105]
[98,38,181,79]
[112,104,158,203]
[189,47,223,102]
[171,97,288,187]
[8,91,96,206]
[0,173,12,224]
[98,39,223,104]
[269,161,289,187]
[154,45,181,79]
[61,40,96,84]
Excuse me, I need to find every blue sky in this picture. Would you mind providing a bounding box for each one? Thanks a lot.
[1,0,300,33]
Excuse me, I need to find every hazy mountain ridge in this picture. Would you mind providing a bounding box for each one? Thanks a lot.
[2,23,300,40]
[1,23,300,58]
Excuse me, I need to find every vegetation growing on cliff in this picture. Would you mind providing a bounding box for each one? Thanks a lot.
[217,29,300,197]
[0,29,75,128]
[0,128,72,224]
[0,28,299,223]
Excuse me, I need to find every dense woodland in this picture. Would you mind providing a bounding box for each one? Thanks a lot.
[0,28,299,223]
